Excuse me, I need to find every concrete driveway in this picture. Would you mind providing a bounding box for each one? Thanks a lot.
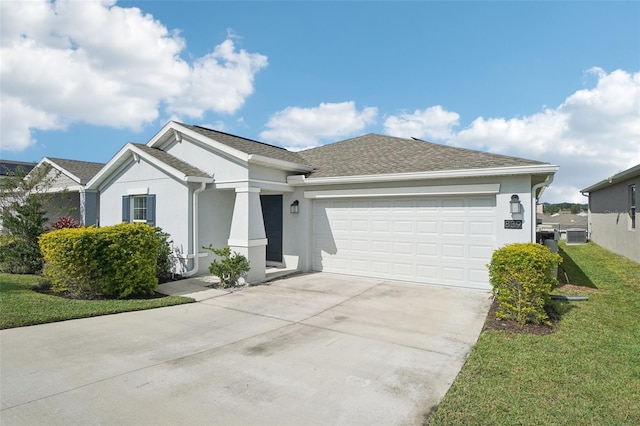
[0,273,491,426]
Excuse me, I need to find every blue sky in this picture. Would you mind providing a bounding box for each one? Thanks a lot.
[1,0,639,202]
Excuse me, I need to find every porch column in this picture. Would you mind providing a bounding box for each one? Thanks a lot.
[80,190,99,226]
[228,187,267,282]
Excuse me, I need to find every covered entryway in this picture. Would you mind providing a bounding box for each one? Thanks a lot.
[312,196,497,289]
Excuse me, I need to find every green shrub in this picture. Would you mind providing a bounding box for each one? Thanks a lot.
[154,227,174,281]
[204,246,250,288]
[39,223,160,298]
[0,194,48,274]
[0,234,45,274]
[487,242,562,325]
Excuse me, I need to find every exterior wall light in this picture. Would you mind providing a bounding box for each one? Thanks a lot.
[510,194,522,214]
[290,200,299,214]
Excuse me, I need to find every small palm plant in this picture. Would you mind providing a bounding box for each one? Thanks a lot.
[203,246,251,288]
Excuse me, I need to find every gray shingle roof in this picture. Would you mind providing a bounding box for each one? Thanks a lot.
[46,158,105,183]
[179,123,311,166]
[297,134,548,178]
[132,144,211,178]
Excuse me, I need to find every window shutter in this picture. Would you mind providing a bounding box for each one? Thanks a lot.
[146,194,156,226]
[122,196,130,222]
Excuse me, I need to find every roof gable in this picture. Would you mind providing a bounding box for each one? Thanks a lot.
[86,143,212,190]
[43,158,105,184]
[297,133,548,179]
[131,144,211,179]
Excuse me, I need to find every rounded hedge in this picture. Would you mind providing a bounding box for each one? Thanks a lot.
[488,242,562,325]
[39,223,160,299]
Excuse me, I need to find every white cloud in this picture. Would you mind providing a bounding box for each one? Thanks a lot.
[442,68,640,203]
[0,0,267,152]
[383,105,460,140]
[260,101,377,149]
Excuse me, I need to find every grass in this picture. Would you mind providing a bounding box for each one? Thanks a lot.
[0,273,194,329]
[429,242,640,425]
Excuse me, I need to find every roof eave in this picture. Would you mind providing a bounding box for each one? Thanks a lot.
[86,143,212,189]
[288,164,559,186]
[580,163,640,193]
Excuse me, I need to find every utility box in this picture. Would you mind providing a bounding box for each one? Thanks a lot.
[566,228,587,244]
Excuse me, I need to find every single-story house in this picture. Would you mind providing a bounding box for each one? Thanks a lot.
[29,157,105,226]
[86,121,559,290]
[581,163,639,263]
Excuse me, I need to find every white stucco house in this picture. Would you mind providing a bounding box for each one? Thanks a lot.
[86,121,559,290]
[29,157,105,227]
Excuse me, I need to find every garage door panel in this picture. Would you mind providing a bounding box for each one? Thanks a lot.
[442,244,465,259]
[442,221,466,236]
[350,239,369,252]
[414,199,439,210]
[371,220,391,232]
[393,220,414,233]
[417,243,438,256]
[442,266,465,282]
[469,221,495,236]
[416,220,438,234]
[312,196,496,289]
[469,244,495,260]
[416,265,438,280]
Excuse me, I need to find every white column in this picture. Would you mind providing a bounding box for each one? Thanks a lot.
[228,187,267,282]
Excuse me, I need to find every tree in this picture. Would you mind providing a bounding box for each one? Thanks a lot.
[543,204,560,215]
[0,164,60,273]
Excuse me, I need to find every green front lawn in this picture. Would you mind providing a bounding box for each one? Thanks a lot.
[0,274,194,329]
[429,242,640,425]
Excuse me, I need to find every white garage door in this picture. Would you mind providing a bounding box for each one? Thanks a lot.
[312,196,496,289]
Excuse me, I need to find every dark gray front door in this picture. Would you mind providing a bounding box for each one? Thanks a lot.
[261,195,283,263]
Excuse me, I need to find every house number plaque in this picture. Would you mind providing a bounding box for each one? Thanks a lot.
[504,220,523,229]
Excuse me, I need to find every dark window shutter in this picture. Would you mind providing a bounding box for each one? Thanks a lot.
[146,194,156,226]
[122,196,130,222]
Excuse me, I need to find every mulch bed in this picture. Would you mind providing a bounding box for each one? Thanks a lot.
[482,283,599,335]
[482,298,559,335]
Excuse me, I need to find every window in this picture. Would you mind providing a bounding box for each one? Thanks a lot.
[133,196,147,222]
[631,184,637,230]
[122,194,155,226]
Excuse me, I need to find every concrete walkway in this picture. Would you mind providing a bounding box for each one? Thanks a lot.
[1,273,491,426]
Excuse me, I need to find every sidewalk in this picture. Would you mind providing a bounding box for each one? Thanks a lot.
[157,267,299,301]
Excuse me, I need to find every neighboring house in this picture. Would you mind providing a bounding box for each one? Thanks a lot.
[29,157,105,226]
[537,212,588,231]
[86,121,559,290]
[581,164,640,264]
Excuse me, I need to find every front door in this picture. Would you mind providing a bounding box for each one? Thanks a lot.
[260,195,283,263]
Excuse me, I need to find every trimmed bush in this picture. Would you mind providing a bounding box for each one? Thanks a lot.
[204,246,250,288]
[39,223,160,298]
[488,242,562,325]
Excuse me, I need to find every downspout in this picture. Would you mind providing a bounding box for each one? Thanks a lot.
[531,174,554,242]
[185,181,207,277]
